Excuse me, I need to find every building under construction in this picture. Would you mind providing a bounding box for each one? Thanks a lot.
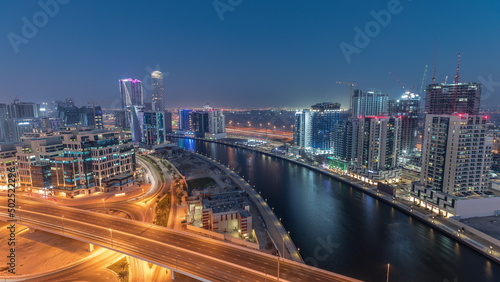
[424,82,481,115]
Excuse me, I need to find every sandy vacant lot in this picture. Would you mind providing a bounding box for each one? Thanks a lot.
[0,221,90,275]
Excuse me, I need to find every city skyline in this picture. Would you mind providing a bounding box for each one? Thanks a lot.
[2,2,500,281]
[2,1,500,108]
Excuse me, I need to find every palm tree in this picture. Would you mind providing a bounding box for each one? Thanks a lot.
[119,260,128,271]
[118,271,128,281]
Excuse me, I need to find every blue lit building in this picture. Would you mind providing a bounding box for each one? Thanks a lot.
[142,111,168,145]
[293,102,341,153]
[310,103,341,152]
[178,109,192,131]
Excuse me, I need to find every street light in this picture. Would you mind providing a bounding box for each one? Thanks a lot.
[386,263,390,282]
[109,228,113,248]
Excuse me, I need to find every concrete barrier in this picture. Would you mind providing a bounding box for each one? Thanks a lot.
[224,234,259,250]
[186,225,225,240]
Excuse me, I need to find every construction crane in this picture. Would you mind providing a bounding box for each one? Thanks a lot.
[431,39,437,84]
[452,53,461,113]
[388,71,408,92]
[336,81,356,112]
[455,53,461,84]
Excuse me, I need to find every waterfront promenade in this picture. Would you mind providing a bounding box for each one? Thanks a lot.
[167,134,500,265]
[192,151,303,263]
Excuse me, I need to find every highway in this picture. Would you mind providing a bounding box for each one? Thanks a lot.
[0,199,360,282]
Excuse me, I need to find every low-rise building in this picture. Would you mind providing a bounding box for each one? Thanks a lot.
[411,182,500,218]
[189,191,253,237]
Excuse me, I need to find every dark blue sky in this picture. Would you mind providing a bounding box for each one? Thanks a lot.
[2,0,500,108]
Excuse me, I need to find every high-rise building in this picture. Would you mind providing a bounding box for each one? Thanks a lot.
[8,101,40,119]
[411,114,493,216]
[151,71,165,111]
[164,111,173,134]
[178,109,192,131]
[310,102,341,152]
[355,116,401,171]
[5,118,43,142]
[424,82,481,115]
[142,111,168,145]
[332,118,358,162]
[392,92,421,155]
[0,104,8,142]
[119,79,144,110]
[418,114,491,194]
[348,116,402,183]
[352,89,388,118]
[293,109,311,148]
[190,111,209,137]
[206,109,226,139]
[113,110,127,129]
[39,102,49,117]
[56,105,103,129]
[293,103,341,153]
[187,106,226,139]
[130,105,145,143]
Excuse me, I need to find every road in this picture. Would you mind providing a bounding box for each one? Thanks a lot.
[0,199,360,282]
[0,156,169,281]
[226,126,293,142]
[20,249,122,282]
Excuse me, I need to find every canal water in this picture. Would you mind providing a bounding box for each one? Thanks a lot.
[172,138,500,282]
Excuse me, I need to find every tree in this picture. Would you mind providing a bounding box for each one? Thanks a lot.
[118,271,128,281]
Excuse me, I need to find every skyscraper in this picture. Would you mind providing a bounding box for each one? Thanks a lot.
[206,108,226,139]
[411,113,494,217]
[187,106,226,139]
[8,100,40,119]
[392,92,421,155]
[310,102,341,152]
[352,89,388,118]
[178,109,193,131]
[151,71,165,111]
[424,82,481,115]
[119,79,144,110]
[56,105,103,129]
[332,118,358,162]
[293,109,311,148]
[348,116,402,183]
[418,114,491,194]
[142,111,168,145]
[190,111,209,137]
[130,105,145,143]
[293,103,341,153]
[355,116,401,171]
[0,104,8,142]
